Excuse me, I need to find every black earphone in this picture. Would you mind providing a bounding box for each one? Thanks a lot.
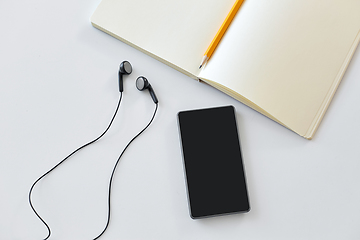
[29,61,159,240]
[118,60,132,92]
[136,76,158,103]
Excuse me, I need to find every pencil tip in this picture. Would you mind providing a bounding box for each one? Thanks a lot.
[199,55,208,69]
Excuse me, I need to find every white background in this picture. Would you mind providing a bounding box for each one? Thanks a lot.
[1,0,360,239]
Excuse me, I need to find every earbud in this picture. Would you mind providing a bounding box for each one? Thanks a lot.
[136,76,158,103]
[118,61,132,92]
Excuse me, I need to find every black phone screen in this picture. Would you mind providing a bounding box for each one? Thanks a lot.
[178,106,250,219]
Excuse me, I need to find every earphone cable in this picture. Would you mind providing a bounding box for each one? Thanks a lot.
[28,93,123,240]
[93,103,159,240]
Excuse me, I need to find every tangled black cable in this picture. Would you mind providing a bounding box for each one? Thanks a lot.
[93,103,158,239]
[29,93,123,240]
[29,92,159,239]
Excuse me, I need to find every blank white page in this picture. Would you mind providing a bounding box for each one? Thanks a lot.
[199,0,360,137]
[91,0,235,77]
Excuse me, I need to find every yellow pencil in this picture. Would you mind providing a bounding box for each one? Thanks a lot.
[199,0,245,69]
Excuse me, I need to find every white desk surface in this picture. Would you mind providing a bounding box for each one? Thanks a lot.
[1,1,360,239]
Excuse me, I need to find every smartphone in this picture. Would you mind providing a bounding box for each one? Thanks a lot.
[177,106,250,219]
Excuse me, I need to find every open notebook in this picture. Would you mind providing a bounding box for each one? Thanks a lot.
[91,0,360,139]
